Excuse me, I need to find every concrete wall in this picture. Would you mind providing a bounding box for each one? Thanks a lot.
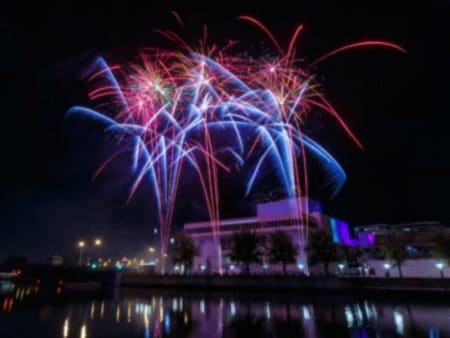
[367,259,445,278]
[121,272,450,293]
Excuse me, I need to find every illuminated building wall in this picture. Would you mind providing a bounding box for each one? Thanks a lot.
[184,198,374,272]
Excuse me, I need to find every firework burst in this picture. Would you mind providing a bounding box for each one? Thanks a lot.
[68,14,405,272]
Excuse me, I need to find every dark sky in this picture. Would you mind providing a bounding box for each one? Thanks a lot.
[0,2,447,261]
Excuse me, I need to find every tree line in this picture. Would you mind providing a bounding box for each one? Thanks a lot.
[171,227,450,277]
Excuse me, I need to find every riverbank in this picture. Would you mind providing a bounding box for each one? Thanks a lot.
[121,272,450,295]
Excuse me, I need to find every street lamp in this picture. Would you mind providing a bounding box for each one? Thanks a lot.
[338,263,345,274]
[78,241,85,266]
[93,238,103,265]
[435,262,445,278]
[148,246,155,253]
[383,263,391,278]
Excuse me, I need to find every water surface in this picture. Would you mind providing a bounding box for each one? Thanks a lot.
[1,285,449,337]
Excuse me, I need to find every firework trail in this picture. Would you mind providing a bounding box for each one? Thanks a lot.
[68,14,405,272]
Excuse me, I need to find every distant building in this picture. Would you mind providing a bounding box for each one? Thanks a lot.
[354,221,447,257]
[354,221,449,278]
[184,198,374,273]
[47,255,64,266]
[354,221,444,239]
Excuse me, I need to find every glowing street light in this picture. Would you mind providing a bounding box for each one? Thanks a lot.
[148,246,155,253]
[93,238,103,266]
[435,262,445,278]
[78,241,86,266]
[337,263,345,276]
[383,263,391,278]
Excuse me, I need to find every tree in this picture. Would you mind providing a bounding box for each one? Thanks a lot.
[429,227,450,264]
[339,246,364,275]
[381,232,409,278]
[229,229,262,273]
[306,229,339,276]
[267,231,298,276]
[339,246,363,266]
[172,234,199,274]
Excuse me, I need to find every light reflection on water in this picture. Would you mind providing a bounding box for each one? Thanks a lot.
[0,287,449,338]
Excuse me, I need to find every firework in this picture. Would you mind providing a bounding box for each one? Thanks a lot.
[68,15,405,272]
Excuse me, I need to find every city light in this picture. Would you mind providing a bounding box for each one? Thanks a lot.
[94,238,102,246]
[116,262,124,271]
[435,262,445,278]
[148,247,155,253]
[77,241,86,266]
[435,262,444,270]
[383,263,391,278]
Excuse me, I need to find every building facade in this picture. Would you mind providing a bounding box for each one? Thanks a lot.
[184,198,374,273]
[354,221,446,257]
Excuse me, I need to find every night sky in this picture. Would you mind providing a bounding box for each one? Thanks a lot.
[0,2,447,261]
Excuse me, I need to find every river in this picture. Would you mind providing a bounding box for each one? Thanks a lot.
[1,285,448,337]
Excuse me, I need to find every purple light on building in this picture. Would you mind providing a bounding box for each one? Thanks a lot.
[330,217,375,247]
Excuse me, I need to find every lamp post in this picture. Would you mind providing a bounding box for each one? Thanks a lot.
[148,246,156,267]
[383,263,391,278]
[94,238,103,266]
[435,262,445,278]
[78,241,85,266]
[338,263,345,275]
